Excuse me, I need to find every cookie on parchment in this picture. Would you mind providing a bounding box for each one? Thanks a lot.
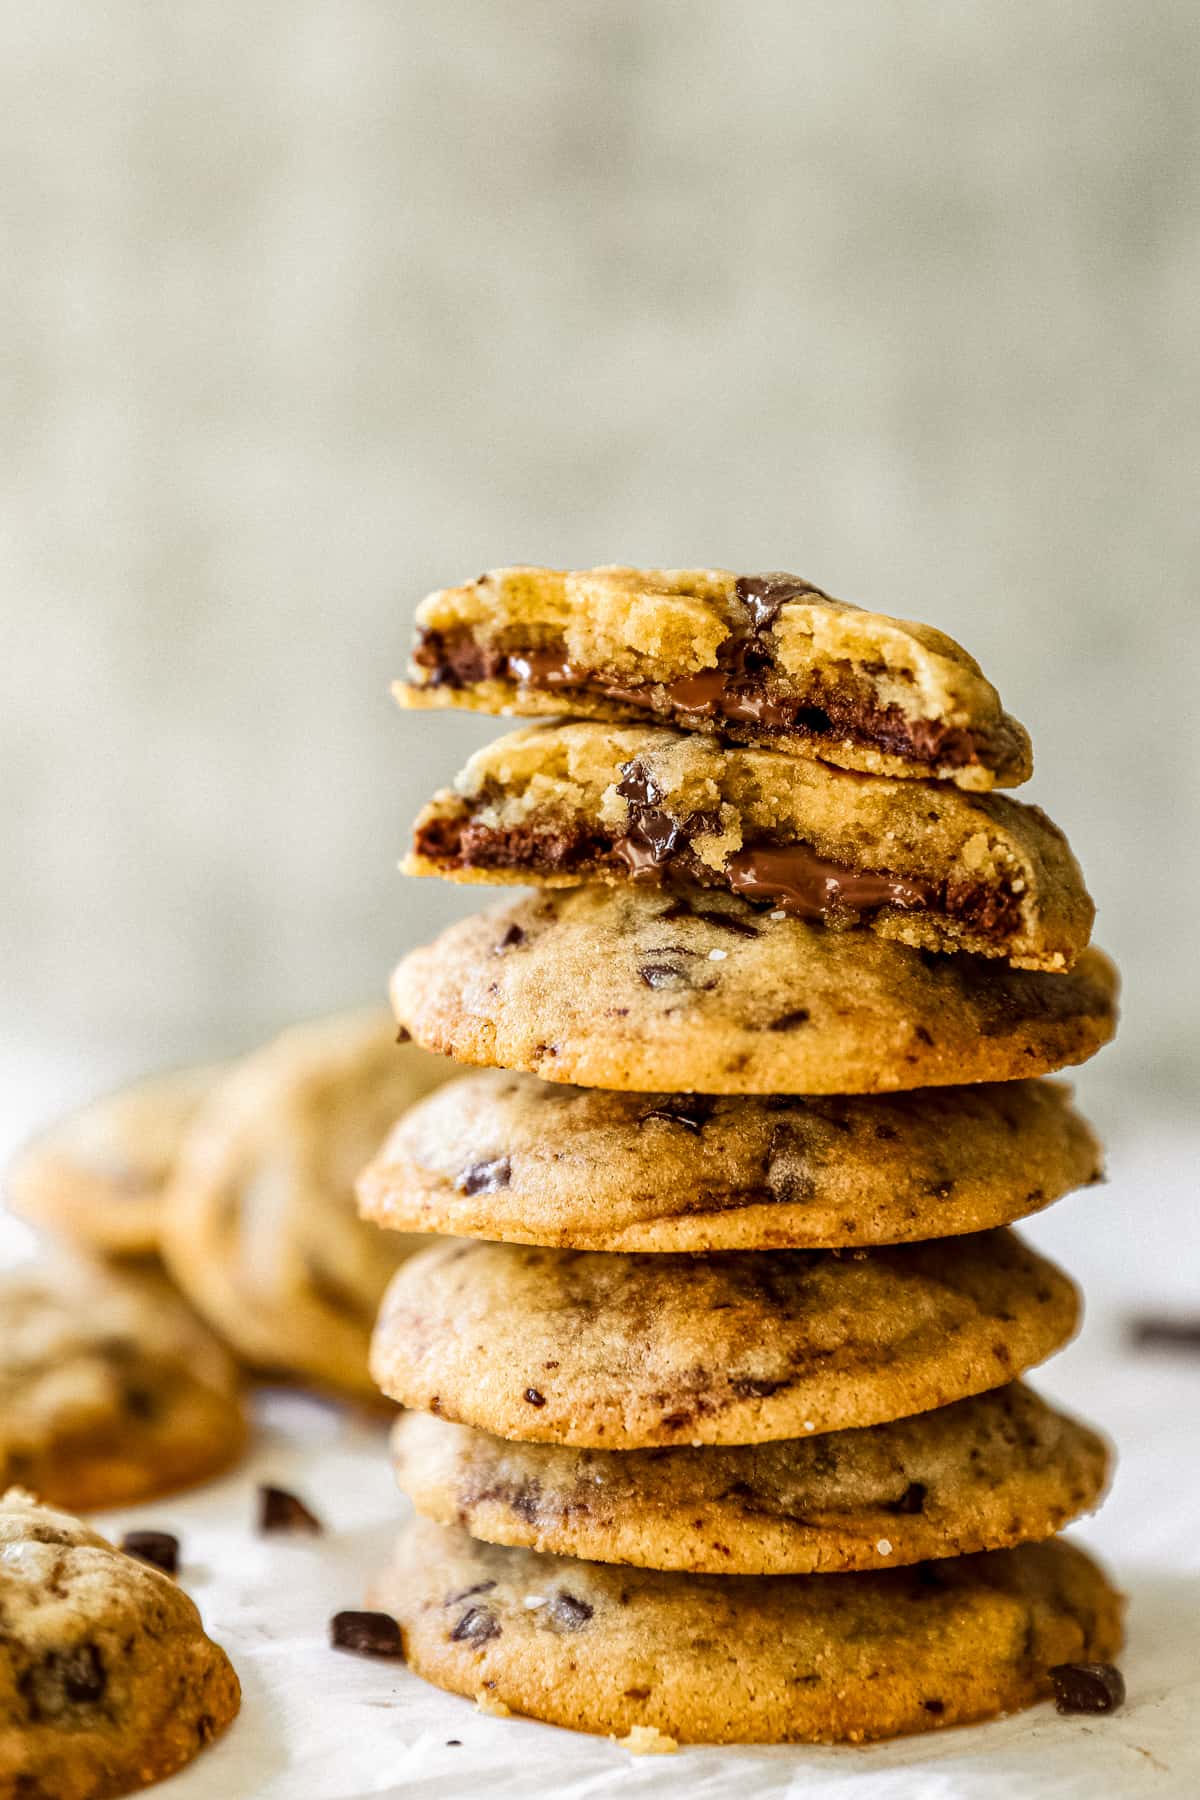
[408,721,1089,969]
[398,565,1032,790]
[0,1260,246,1512]
[370,1231,1079,1448]
[6,1063,223,1260]
[0,1490,239,1798]
[390,887,1118,1095]
[391,1383,1109,1575]
[359,1070,1102,1252]
[370,1518,1122,1744]
[160,1010,451,1400]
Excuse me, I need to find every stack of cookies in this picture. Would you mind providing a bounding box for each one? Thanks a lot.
[360,566,1122,1746]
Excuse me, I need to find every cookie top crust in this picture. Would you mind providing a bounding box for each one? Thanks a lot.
[408,722,1092,970]
[160,1009,453,1400]
[0,1490,240,1798]
[359,1070,1102,1252]
[391,1383,1109,1575]
[398,566,1032,790]
[6,1062,224,1260]
[390,887,1118,1095]
[0,1261,247,1512]
[370,1231,1079,1448]
[371,1519,1122,1744]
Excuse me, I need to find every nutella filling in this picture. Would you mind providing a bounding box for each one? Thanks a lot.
[725,845,936,920]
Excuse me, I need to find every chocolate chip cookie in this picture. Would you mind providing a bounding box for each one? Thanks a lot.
[0,1260,246,1513]
[370,1518,1122,1743]
[391,1382,1109,1574]
[390,887,1118,1094]
[160,1009,452,1400]
[6,1063,224,1261]
[370,1231,1078,1448]
[359,1070,1102,1252]
[0,1489,239,1797]
[408,722,1089,969]
[398,565,1032,789]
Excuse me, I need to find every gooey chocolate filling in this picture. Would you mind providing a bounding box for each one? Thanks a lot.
[411,575,996,770]
[414,782,1022,942]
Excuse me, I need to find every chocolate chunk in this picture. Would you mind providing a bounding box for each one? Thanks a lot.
[768,1009,811,1031]
[546,1591,593,1631]
[615,759,663,809]
[330,1610,405,1658]
[640,1096,716,1132]
[446,1581,497,1604]
[922,1698,945,1715]
[735,572,818,631]
[638,957,693,989]
[258,1484,323,1535]
[457,1156,511,1196]
[524,1387,547,1407]
[884,1482,928,1516]
[120,1529,179,1575]
[451,1605,501,1643]
[1049,1662,1125,1714]
[727,843,935,922]
[494,923,526,954]
[20,1645,107,1719]
[1129,1314,1200,1353]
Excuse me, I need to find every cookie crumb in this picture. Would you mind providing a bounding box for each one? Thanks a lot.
[475,1688,513,1718]
[619,1724,679,1755]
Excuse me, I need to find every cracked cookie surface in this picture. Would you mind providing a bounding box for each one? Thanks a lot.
[398,565,1032,789]
[371,1518,1121,1744]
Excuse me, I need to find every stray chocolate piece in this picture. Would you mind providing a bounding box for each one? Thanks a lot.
[120,1529,180,1575]
[258,1483,324,1535]
[331,1610,404,1658]
[1129,1314,1200,1353]
[1049,1662,1125,1715]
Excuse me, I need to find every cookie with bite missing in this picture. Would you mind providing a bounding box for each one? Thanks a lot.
[0,1260,246,1512]
[408,721,1089,969]
[6,1063,224,1260]
[391,1383,1109,1575]
[390,887,1118,1095]
[160,1009,452,1401]
[0,1490,239,1797]
[359,1070,1102,1253]
[371,1518,1122,1744]
[370,1231,1079,1448]
[398,565,1032,790]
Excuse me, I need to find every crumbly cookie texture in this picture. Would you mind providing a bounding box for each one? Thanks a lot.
[407,722,1089,970]
[0,1261,246,1512]
[160,1009,453,1400]
[359,1070,1102,1253]
[390,887,1118,1095]
[0,1490,239,1799]
[370,1231,1078,1449]
[370,1519,1121,1744]
[397,566,1033,790]
[5,1063,224,1260]
[391,1383,1109,1575]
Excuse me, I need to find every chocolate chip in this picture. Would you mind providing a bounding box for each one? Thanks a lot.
[638,958,693,989]
[524,1387,547,1407]
[735,573,816,631]
[546,1591,593,1631]
[922,1698,945,1715]
[394,1025,412,1044]
[258,1485,323,1534]
[446,1738,462,1745]
[446,1581,497,1604]
[120,1529,179,1574]
[330,1611,404,1657]
[768,1009,810,1031]
[640,1096,715,1132]
[729,1375,788,1399]
[20,1645,107,1719]
[615,759,662,809]
[456,1156,511,1196]
[688,907,760,938]
[451,1606,501,1643]
[1049,1662,1125,1714]
[884,1482,928,1516]
[1129,1314,1200,1353]
[121,1383,160,1421]
[493,923,526,954]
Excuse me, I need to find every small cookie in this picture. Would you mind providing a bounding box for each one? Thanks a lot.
[390,887,1118,1095]
[391,1383,1109,1574]
[160,1009,452,1400]
[371,1519,1122,1744]
[398,566,1032,790]
[6,1063,223,1260]
[359,1070,1102,1252]
[0,1261,246,1512]
[0,1490,239,1796]
[409,722,1090,969]
[370,1231,1078,1448]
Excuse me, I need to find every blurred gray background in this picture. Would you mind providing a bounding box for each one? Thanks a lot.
[1,1,1197,1132]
